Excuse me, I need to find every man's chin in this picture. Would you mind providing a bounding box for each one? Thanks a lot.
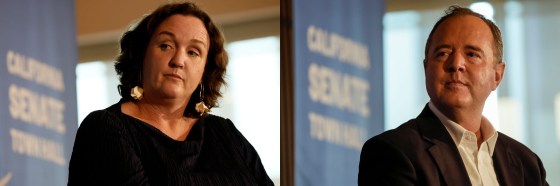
[432,96,471,108]
[440,99,471,109]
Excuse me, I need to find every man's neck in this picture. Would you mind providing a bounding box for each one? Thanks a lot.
[431,101,483,133]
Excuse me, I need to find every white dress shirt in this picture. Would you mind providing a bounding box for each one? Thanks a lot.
[429,102,500,186]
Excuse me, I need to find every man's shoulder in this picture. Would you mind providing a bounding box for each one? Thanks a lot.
[495,132,547,183]
[380,119,421,136]
[497,132,539,156]
[364,119,423,148]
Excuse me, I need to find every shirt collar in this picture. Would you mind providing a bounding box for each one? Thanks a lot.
[428,101,498,154]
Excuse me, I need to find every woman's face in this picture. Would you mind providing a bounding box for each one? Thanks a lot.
[142,14,209,104]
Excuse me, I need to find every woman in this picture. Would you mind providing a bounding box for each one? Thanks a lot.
[68,2,273,185]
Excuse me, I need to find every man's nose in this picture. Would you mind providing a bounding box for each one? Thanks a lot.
[445,53,465,72]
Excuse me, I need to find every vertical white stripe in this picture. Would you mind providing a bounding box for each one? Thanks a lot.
[554,93,560,144]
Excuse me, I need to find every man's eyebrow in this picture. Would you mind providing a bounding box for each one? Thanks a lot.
[465,45,484,53]
[433,45,452,53]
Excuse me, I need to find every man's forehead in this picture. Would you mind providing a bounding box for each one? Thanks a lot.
[439,15,487,29]
[431,15,492,41]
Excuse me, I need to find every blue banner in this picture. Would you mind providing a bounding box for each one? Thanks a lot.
[293,0,385,185]
[0,0,78,185]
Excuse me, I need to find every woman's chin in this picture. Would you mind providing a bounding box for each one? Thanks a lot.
[154,89,186,100]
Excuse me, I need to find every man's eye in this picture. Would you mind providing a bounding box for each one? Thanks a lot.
[436,52,448,57]
[467,52,478,58]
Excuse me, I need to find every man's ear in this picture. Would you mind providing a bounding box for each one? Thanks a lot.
[493,61,506,90]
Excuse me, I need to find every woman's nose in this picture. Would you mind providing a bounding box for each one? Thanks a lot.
[169,50,186,68]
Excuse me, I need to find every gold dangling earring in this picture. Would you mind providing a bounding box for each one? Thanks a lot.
[195,83,210,116]
[131,86,143,100]
[131,72,143,100]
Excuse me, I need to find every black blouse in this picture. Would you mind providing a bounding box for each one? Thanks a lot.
[68,101,273,186]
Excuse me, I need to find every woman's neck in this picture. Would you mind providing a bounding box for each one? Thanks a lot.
[122,100,196,141]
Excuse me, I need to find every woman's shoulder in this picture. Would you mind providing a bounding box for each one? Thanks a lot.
[78,102,126,132]
[201,114,235,133]
[203,114,231,126]
[201,114,243,139]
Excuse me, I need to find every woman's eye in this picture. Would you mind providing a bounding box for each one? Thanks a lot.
[159,44,172,50]
[188,50,200,57]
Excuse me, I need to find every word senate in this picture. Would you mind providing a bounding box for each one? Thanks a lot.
[5,50,68,166]
[306,25,371,118]
[308,63,370,118]
[9,84,66,134]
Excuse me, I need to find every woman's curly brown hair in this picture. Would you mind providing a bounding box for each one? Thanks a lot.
[115,2,228,117]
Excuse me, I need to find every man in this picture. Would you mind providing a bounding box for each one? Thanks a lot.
[358,6,548,186]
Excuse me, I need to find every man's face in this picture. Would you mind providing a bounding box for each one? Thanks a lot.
[424,15,505,113]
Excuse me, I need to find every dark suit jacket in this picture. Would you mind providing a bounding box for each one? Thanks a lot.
[358,105,548,186]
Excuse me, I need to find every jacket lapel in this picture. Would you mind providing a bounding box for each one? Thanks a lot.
[416,105,471,185]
